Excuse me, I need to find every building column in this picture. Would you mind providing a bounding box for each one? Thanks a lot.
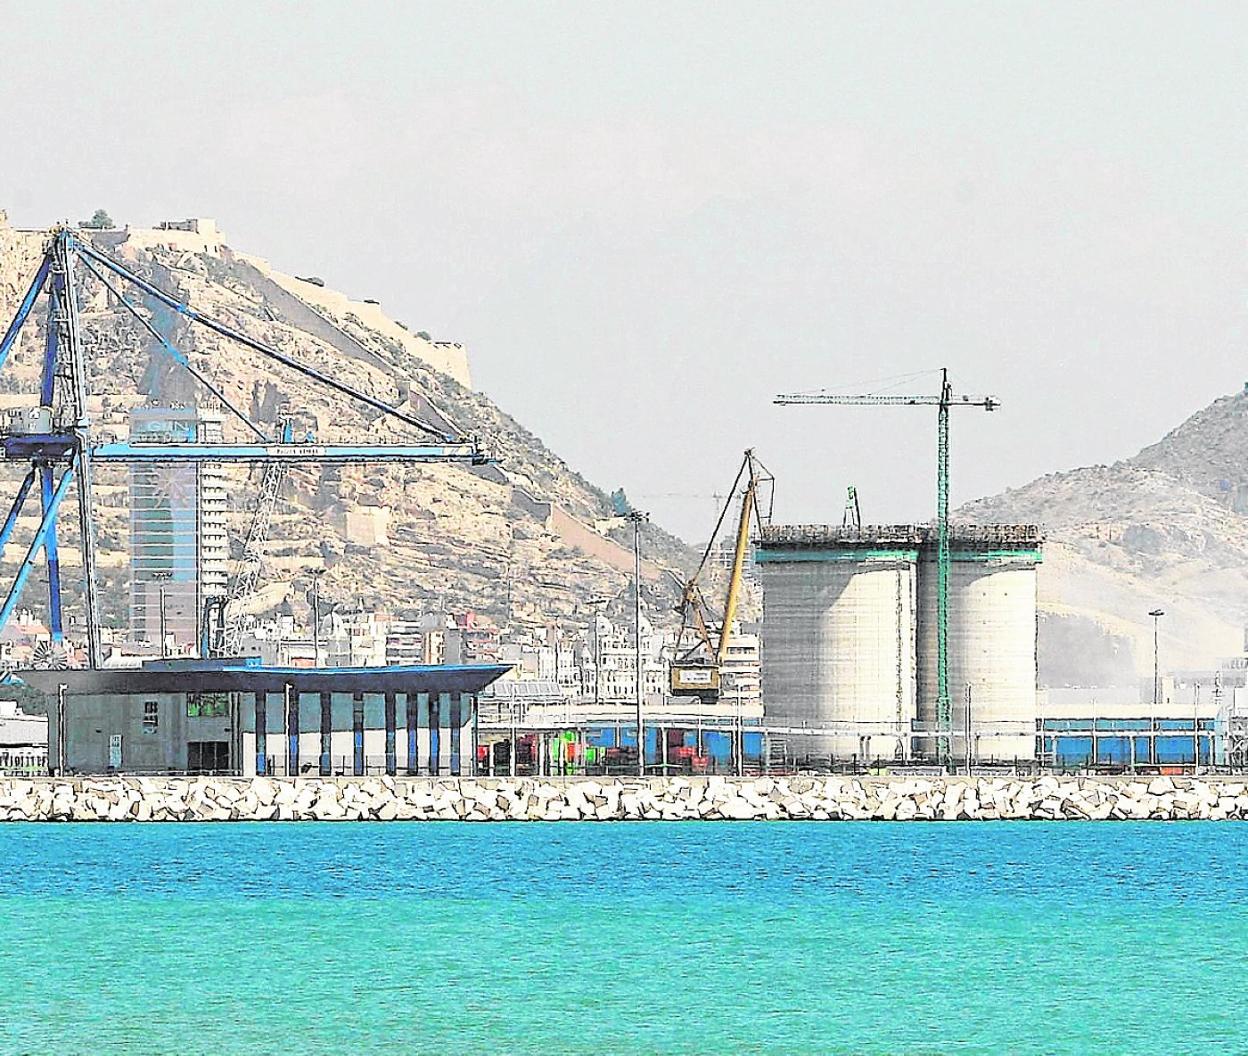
[285,684,299,777]
[406,693,419,776]
[428,693,441,776]
[352,692,365,777]
[254,692,267,776]
[384,691,397,777]
[449,693,461,777]
[320,692,332,776]
[470,695,480,777]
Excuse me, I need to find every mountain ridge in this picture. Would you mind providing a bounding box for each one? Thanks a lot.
[960,388,1248,684]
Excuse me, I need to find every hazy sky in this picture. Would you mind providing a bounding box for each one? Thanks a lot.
[2,2,1244,540]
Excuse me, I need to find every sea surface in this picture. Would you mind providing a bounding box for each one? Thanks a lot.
[0,821,1243,1055]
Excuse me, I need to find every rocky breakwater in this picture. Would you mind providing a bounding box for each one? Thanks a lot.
[1,775,1248,821]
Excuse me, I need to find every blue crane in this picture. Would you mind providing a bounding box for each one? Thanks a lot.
[0,227,489,667]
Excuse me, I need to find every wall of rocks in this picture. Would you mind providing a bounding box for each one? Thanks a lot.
[1,775,1248,821]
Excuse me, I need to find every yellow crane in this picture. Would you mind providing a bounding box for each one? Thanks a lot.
[669,449,772,701]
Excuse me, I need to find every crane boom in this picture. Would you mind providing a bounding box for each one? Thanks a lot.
[774,368,997,766]
[670,450,772,700]
[716,457,758,665]
[775,393,997,409]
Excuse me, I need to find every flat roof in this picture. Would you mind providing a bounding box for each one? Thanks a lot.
[758,524,1042,548]
[17,662,511,697]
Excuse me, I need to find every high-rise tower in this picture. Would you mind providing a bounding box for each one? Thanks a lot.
[128,405,227,651]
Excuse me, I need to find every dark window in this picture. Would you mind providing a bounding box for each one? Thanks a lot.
[143,700,159,730]
[188,741,230,773]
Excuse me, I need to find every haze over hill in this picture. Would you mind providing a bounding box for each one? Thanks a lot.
[0,214,697,636]
[962,389,1248,686]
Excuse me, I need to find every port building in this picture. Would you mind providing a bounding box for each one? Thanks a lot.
[756,523,1042,764]
[27,659,508,777]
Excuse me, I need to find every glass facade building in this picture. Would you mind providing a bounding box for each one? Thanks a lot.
[128,405,227,651]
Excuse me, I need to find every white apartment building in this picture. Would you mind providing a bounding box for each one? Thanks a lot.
[581,615,668,702]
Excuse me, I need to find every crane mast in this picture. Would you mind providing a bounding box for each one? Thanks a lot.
[775,368,997,765]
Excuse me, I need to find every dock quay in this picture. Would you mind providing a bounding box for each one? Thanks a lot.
[1,773,1247,822]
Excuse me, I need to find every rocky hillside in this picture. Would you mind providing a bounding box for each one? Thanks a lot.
[0,214,694,635]
[961,389,1248,685]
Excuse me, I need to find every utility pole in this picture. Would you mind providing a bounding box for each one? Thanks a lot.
[628,509,648,776]
[284,681,294,777]
[1213,670,1223,767]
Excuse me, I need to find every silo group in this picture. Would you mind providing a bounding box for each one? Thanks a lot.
[756,523,1041,763]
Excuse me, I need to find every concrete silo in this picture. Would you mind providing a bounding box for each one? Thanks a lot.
[756,526,920,761]
[916,526,1042,762]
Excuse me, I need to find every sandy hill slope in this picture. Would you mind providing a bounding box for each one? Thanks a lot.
[0,214,693,634]
[960,389,1248,685]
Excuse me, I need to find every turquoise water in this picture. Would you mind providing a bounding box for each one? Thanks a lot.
[1,822,1244,1055]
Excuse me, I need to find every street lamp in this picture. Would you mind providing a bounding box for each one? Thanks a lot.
[304,568,327,667]
[152,571,172,658]
[1149,609,1165,711]
[627,509,648,777]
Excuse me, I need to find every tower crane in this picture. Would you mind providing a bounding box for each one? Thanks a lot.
[669,449,772,702]
[774,368,998,764]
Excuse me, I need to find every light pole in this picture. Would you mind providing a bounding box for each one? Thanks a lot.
[1194,681,1201,773]
[964,683,973,774]
[734,674,743,777]
[1149,609,1165,711]
[152,571,172,658]
[509,698,517,778]
[55,682,66,775]
[305,568,326,666]
[586,593,611,708]
[627,509,648,777]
